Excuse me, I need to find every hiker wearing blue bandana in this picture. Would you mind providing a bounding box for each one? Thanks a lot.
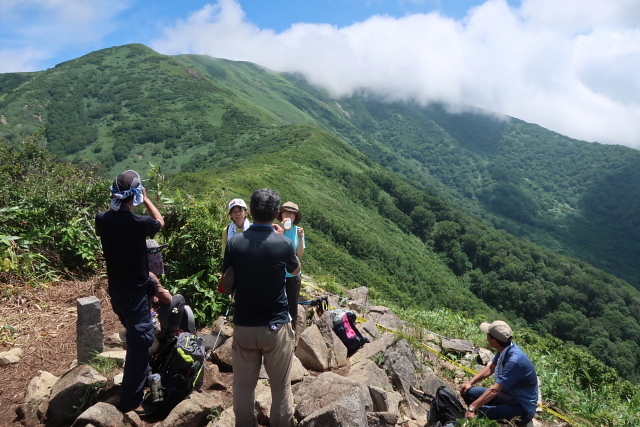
[460,320,539,427]
[95,170,165,416]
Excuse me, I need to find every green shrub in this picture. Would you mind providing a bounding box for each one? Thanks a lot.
[160,192,230,325]
[0,133,108,281]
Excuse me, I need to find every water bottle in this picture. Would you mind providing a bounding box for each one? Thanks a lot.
[148,373,163,403]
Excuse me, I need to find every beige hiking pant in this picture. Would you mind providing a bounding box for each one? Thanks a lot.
[232,323,295,427]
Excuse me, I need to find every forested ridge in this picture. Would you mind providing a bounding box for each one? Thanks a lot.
[1,44,640,383]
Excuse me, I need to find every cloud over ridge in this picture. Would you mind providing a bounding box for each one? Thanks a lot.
[152,0,640,147]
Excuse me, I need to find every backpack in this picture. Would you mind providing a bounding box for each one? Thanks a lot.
[423,385,465,426]
[151,332,206,414]
[330,309,370,354]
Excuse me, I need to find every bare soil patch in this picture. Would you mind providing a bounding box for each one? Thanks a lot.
[0,277,120,426]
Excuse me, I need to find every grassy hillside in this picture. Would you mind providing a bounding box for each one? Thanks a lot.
[167,124,640,383]
[168,125,486,312]
[319,98,640,290]
[0,44,292,175]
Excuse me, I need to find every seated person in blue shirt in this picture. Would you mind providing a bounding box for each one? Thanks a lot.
[460,320,539,427]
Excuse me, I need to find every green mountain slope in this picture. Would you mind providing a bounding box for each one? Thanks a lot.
[167,51,640,290]
[167,124,640,382]
[318,98,640,289]
[1,44,640,380]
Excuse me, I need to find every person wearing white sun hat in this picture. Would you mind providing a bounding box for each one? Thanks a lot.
[221,198,251,256]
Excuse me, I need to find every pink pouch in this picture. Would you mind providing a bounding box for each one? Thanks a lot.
[343,315,357,339]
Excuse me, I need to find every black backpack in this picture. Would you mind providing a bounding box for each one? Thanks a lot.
[150,332,206,414]
[330,309,370,355]
[421,385,465,426]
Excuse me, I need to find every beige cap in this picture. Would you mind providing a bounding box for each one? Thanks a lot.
[277,201,302,225]
[480,320,513,342]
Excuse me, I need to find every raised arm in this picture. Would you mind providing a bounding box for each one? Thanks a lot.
[143,187,165,229]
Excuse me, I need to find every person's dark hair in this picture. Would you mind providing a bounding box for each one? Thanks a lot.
[250,188,281,223]
[488,333,512,348]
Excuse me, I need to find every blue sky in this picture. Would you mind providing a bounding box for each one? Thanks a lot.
[1,0,639,147]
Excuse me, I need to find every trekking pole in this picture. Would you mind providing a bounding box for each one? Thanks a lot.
[209,295,234,360]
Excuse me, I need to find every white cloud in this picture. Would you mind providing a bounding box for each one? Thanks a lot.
[151,0,640,147]
[0,0,132,72]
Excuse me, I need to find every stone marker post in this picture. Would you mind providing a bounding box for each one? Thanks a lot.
[77,296,104,363]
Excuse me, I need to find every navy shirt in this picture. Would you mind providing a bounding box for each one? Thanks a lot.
[95,210,161,295]
[492,343,539,417]
[222,224,299,327]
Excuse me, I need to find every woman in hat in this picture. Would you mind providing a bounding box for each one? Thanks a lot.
[221,198,251,255]
[277,201,306,331]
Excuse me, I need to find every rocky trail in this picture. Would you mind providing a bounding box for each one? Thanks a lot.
[0,277,548,427]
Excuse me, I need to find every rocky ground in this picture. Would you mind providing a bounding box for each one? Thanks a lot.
[0,278,122,426]
[0,277,551,427]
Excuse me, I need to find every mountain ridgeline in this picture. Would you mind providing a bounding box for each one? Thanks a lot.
[1,44,639,382]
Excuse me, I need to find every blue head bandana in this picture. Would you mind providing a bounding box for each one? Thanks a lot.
[110,170,144,211]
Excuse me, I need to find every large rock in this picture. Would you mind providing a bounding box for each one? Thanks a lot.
[16,370,59,426]
[367,411,399,427]
[203,361,227,390]
[361,320,379,340]
[16,399,48,426]
[48,365,107,423]
[414,367,451,398]
[298,394,368,427]
[350,332,397,367]
[366,306,404,331]
[0,347,24,365]
[441,338,475,354]
[376,313,404,331]
[383,340,428,423]
[290,355,310,383]
[206,407,235,427]
[71,402,123,427]
[123,411,142,427]
[26,370,59,401]
[316,311,348,369]
[294,372,373,422]
[385,390,403,414]
[347,359,392,391]
[477,347,495,365]
[156,391,223,427]
[259,355,309,384]
[104,332,124,348]
[212,316,234,337]
[384,340,420,392]
[212,337,233,372]
[295,324,330,372]
[346,286,370,309]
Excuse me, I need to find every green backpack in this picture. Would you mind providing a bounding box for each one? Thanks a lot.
[154,332,206,414]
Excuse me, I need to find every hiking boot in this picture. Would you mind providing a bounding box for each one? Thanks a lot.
[133,403,158,417]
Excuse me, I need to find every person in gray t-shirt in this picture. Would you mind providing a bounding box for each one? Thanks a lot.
[221,188,299,427]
